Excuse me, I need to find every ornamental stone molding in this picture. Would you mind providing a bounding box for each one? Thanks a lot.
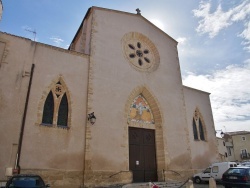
[121,32,160,72]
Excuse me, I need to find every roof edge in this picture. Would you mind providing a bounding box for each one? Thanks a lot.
[183,85,211,95]
[68,6,178,48]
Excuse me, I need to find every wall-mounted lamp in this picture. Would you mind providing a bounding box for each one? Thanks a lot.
[88,112,96,125]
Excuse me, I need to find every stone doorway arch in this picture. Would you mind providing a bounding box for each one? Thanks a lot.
[124,86,165,181]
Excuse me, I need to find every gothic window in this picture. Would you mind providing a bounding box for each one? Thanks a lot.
[192,118,198,140]
[193,108,206,141]
[57,93,68,127]
[41,80,70,128]
[42,91,54,125]
[199,118,205,140]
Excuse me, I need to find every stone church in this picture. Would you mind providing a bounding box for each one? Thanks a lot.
[0,6,219,188]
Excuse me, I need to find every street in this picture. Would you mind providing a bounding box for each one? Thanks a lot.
[194,183,224,188]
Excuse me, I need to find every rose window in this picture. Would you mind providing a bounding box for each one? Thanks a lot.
[128,42,151,66]
[122,32,160,72]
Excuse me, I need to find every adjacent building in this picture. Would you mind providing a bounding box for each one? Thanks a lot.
[0,7,220,187]
[217,137,228,161]
[223,131,250,162]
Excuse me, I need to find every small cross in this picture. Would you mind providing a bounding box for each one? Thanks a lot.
[136,8,141,15]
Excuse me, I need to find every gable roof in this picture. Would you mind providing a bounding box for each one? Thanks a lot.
[69,6,177,49]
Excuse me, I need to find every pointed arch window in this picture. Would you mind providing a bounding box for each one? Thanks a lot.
[57,93,68,126]
[41,80,70,128]
[42,91,54,124]
[192,118,198,140]
[199,118,205,140]
[192,108,206,141]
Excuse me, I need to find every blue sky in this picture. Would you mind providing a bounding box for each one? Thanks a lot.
[1,0,250,135]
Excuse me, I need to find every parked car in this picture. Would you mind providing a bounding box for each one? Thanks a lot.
[221,166,250,188]
[241,162,250,167]
[193,162,238,184]
[5,174,50,188]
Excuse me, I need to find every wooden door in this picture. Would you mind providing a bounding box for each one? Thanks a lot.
[129,127,157,182]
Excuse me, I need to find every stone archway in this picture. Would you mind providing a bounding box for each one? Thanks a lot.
[124,86,165,181]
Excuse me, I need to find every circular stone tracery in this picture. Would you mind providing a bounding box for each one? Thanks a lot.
[122,32,160,72]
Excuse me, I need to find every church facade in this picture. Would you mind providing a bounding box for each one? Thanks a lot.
[0,7,219,188]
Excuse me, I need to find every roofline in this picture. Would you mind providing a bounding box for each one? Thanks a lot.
[1,32,88,58]
[68,7,92,50]
[68,6,178,49]
[183,85,211,95]
[225,131,250,136]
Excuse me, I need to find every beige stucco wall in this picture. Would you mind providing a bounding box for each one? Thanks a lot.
[83,8,192,185]
[225,141,235,161]
[72,12,92,55]
[183,86,219,170]
[217,138,228,161]
[0,33,89,187]
[232,134,250,161]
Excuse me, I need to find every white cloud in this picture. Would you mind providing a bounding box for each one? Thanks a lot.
[239,21,250,52]
[193,2,233,38]
[193,0,250,51]
[183,60,250,132]
[176,37,187,45]
[50,36,64,47]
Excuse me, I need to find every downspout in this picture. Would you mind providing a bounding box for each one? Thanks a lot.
[16,63,35,173]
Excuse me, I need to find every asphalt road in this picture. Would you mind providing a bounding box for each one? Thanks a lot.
[194,183,224,188]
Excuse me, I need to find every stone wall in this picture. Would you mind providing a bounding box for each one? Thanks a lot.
[21,169,83,188]
[84,170,132,187]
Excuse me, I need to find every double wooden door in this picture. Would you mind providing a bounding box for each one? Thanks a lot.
[129,127,157,182]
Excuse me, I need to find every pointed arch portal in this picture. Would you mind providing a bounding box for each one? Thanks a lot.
[125,86,165,182]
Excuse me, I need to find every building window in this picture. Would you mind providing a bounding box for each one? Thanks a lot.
[122,32,160,73]
[199,118,205,140]
[242,136,246,141]
[241,149,248,159]
[41,80,70,128]
[57,93,68,127]
[42,91,54,125]
[227,146,232,156]
[192,108,206,141]
[192,118,198,140]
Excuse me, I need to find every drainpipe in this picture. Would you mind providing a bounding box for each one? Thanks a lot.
[15,63,35,174]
